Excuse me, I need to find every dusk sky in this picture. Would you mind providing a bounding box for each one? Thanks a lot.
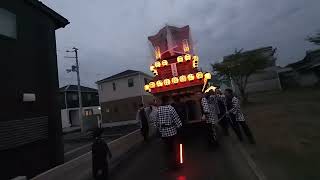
[42,0,320,88]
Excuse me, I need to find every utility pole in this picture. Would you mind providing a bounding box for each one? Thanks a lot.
[65,47,83,132]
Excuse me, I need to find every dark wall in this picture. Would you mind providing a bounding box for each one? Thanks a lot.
[0,0,63,179]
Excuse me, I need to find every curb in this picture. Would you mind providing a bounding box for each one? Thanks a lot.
[232,138,267,180]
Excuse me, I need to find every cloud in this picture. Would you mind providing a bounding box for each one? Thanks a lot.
[43,0,320,87]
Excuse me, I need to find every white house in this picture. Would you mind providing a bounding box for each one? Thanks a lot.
[96,70,153,124]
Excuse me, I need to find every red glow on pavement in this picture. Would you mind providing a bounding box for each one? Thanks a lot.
[177,175,187,180]
[180,144,183,164]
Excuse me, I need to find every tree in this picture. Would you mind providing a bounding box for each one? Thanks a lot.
[306,32,320,45]
[211,49,275,103]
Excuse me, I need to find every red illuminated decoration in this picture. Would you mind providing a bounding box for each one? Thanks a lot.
[146,25,210,95]
[177,176,187,180]
[180,143,183,164]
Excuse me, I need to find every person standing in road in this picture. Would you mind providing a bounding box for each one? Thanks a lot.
[92,128,112,180]
[197,92,219,148]
[215,89,230,136]
[225,89,256,144]
[136,104,149,141]
[155,96,182,170]
[149,99,160,126]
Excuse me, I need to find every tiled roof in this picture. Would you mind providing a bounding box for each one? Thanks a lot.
[59,85,97,93]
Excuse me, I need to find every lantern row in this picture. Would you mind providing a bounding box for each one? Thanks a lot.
[144,72,211,92]
[150,54,199,76]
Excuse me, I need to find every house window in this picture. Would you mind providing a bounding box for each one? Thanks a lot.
[72,94,78,101]
[99,84,103,91]
[112,82,116,91]
[84,109,93,116]
[0,8,17,39]
[128,78,134,87]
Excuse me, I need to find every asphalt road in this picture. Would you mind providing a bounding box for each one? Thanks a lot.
[111,125,258,180]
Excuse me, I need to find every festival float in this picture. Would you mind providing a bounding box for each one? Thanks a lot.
[144,25,211,98]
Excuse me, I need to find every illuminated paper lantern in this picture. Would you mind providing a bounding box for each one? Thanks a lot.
[156,80,163,87]
[162,60,168,66]
[150,65,155,72]
[149,82,156,89]
[164,79,171,86]
[204,73,211,80]
[177,56,184,63]
[187,74,195,81]
[153,69,158,76]
[196,72,203,79]
[144,84,150,92]
[179,75,187,82]
[184,54,191,61]
[172,77,179,84]
[193,59,199,68]
[193,55,199,61]
[155,61,161,68]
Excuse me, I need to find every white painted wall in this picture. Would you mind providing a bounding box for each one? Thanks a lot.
[98,73,152,102]
[61,106,101,128]
[61,109,71,128]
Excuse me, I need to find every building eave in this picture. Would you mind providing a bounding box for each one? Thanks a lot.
[25,0,70,29]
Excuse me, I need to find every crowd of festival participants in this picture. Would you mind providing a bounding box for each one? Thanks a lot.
[136,88,256,170]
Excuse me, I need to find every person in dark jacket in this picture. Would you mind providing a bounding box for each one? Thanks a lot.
[92,128,112,180]
[137,104,150,141]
